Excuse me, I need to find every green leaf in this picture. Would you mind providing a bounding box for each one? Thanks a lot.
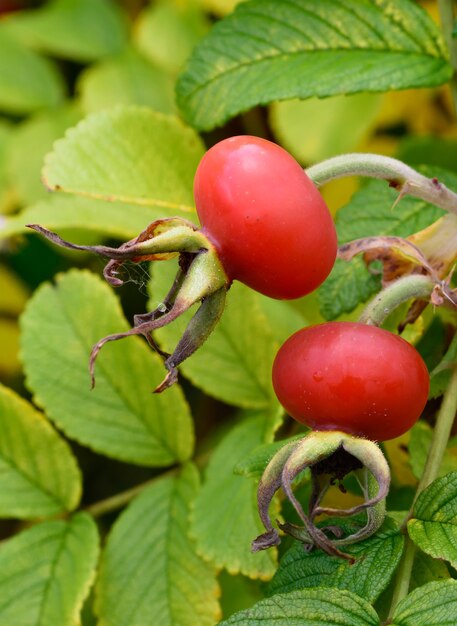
[96,463,220,626]
[234,434,303,479]
[1,193,192,241]
[317,257,381,321]
[7,104,82,206]
[20,269,194,466]
[317,166,453,320]
[78,48,176,115]
[332,170,449,243]
[219,587,379,625]
[270,94,381,165]
[257,296,308,346]
[2,0,127,62]
[429,332,457,399]
[391,580,457,626]
[0,383,81,519]
[219,571,264,621]
[408,472,457,569]
[0,513,99,626]
[135,0,209,73]
[150,262,278,408]
[0,28,65,114]
[408,421,457,480]
[410,549,449,592]
[268,517,403,604]
[397,136,457,174]
[176,0,452,131]
[0,120,14,212]
[43,106,204,211]
[192,413,278,579]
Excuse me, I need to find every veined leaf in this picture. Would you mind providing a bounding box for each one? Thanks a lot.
[1,194,191,241]
[408,472,457,570]
[150,261,279,408]
[318,257,380,321]
[176,0,452,130]
[0,513,99,626]
[43,107,204,211]
[0,28,65,114]
[219,587,379,625]
[96,464,220,626]
[410,549,449,592]
[0,383,81,518]
[2,0,127,62]
[391,580,457,626]
[234,434,303,480]
[192,413,278,579]
[268,517,403,603]
[20,270,194,467]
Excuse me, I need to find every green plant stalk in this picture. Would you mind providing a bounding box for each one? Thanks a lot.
[438,0,457,116]
[358,275,435,326]
[415,363,457,497]
[306,154,457,215]
[386,364,457,622]
[85,477,162,518]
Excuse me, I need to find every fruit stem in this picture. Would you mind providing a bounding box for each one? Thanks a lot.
[438,0,457,117]
[386,361,457,622]
[306,154,457,215]
[358,274,435,326]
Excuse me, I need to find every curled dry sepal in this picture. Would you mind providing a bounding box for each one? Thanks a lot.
[26,135,338,391]
[338,225,457,328]
[27,219,229,393]
[252,431,389,561]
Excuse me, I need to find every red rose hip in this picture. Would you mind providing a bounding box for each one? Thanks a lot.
[272,321,430,441]
[194,135,337,299]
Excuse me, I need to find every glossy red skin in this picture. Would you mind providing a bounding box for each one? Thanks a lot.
[272,322,430,441]
[194,136,337,299]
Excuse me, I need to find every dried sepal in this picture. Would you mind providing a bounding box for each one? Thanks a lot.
[27,220,230,390]
[252,430,390,561]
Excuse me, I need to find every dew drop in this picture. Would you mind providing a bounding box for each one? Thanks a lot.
[313,371,323,382]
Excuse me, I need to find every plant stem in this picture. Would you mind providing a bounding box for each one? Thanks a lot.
[84,474,172,518]
[84,451,211,518]
[386,362,457,622]
[306,154,457,215]
[385,537,417,623]
[358,275,435,326]
[438,0,457,116]
[414,363,457,497]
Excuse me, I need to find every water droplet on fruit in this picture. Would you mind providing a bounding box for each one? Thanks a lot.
[313,371,323,382]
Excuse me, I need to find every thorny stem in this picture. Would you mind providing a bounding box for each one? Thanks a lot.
[306,154,457,215]
[358,275,435,326]
[438,0,457,116]
[386,363,457,623]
